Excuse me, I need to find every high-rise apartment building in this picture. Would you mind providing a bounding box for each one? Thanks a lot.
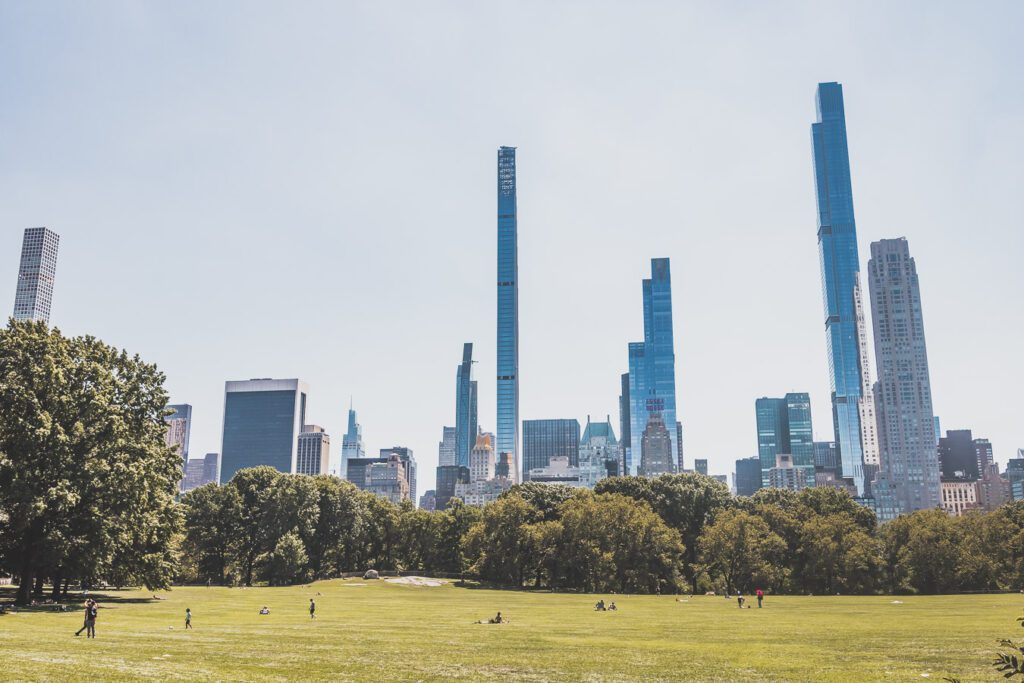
[619,373,631,475]
[164,404,192,478]
[455,343,478,469]
[220,378,307,483]
[768,454,806,491]
[438,426,457,467]
[755,394,815,488]
[497,146,520,483]
[811,82,875,496]
[627,258,680,474]
[469,433,496,483]
[296,425,330,476]
[1006,456,1024,501]
[340,402,365,479]
[694,459,708,477]
[639,413,674,477]
[12,227,60,324]
[365,454,409,505]
[868,238,942,514]
[578,416,620,487]
[734,457,762,497]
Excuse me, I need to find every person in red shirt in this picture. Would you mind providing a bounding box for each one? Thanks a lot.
[756,589,765,608]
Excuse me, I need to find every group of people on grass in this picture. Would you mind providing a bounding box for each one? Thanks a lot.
[594,600,617,611]
[734,589,766,609]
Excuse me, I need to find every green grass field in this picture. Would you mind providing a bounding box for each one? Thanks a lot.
[1,579,1019,681]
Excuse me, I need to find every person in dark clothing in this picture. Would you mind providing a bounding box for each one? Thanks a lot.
[75,599,94,637]
[309,599,316,620]
[86,600,98,637]
[185,608,193,629]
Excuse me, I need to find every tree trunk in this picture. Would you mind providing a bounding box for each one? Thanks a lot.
[51,573,62,601]
[33,574,44,597]
[62,578,70,597]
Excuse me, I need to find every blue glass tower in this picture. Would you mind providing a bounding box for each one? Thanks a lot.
[628,258,679,474]
[811,82,869,496]
[497,146,520,481]
[455,342,478,469]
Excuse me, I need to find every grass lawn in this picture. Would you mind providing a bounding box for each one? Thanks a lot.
[0,579,1019,681]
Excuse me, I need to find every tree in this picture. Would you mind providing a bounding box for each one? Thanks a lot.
[258,531,309,586]
[597,473,732,592]
[881,509,960,594]
[430,498,481,574]
[464,494,542,586]
[0,321,182,604]
[501,482,580,522]
[302,476,364,578]
[181,483,243,584]
[697,509,785,594]
[799,514,881,594]
[227,466,285,586]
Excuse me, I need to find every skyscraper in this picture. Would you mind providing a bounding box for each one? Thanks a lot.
[639,413,674,477]
[341,401,365,479]
[868,237,942,514]
[937,429,979,481]
[522,419,580,480]
[455,343,478,469]
[497,146,520,483]
[380,446,417,503]
[164,403,193,476]
[628,258,679,474]
[438,426,457,467]
[220,378,308,483]
[296,425,331,475]
[811,82,874,496]
[735,456,762,497]
[619,373,631,475]
[12,227,60,324]
[755,394,815,489]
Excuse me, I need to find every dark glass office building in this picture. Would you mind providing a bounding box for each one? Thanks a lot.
[435,465,470,511]
[735,456,762,497]
[811,82,871,496]
[937,429,979,481]
[220,378,307,483]
[455,343,478,469]
[523,419,580,479]
[497,146,521,481]
[755,393,815,488]
[627,258,679,475]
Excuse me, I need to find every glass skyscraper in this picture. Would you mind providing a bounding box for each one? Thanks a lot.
[522,419,580,479]
[164,403,192,486]
[811,82,872,496]
[340,401,365,479]
[455,342,478,469]
[755,393,815,489]
[497,146,520,482]
[12,227,60,324]
[627,258,679,474]
[220,378,308,483]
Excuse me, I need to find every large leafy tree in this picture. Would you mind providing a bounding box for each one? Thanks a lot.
[180,483,243,584]
[697,508,786,594]
[0,321,181,604]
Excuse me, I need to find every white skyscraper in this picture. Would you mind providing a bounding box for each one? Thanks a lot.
[12,227,60,324]
[297,425,331,475]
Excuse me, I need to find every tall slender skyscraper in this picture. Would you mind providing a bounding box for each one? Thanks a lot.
[340,400,365,479]
[868,237,941,514]
[497,146,520,482]
[811,82,873,496]
[12,227,60,324]
[455,343,478,469]
[628,258,679,474]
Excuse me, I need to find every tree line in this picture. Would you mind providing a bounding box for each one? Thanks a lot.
[3,320,1024,604]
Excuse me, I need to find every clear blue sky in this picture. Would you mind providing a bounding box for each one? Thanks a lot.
[2,2,1021,491]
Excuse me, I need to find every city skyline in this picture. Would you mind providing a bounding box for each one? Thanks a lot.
[2,3,1022,495]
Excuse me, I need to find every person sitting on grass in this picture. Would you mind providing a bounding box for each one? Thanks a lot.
[608,602,617,611]
[595,600,606,611]
[489,612,503,624]
[259,606,270,615]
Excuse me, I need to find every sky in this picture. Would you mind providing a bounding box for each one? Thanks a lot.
[2,1,1022,493]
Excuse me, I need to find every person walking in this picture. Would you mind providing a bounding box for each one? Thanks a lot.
[756,589,764,608]
[309,598,316,620]
[74,599,93,636]
[185,608,193,629]
[85,599,98,638]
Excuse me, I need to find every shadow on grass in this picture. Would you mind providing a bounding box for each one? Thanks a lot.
[0,585,162,611]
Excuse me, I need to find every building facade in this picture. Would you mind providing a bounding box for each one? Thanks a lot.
[619,373,631,476]
[755,394,815,489]
[470,433,496,483]
[12,227,60,324]
[768,454,807,491]
[181,453,220,492]
[735,456,762,497]
[522,419,580,480]
[938,429,979,481]
[940,480,979,517]
[627,258,680,474]
[296,425,330,476]
[419,490,436,512]
[380,447,417,503]
[165,403,192,484]
[639,413,674,477]
[497,146,520,483]
[868,237,942,514]
[220,378,307,483]
[455,343,478,469]
[694,459,708,476]
[578,416,620,488]
[365,455,409,504]
[811,82,874,496]
[341,402,365,479]
[527,456,583,486]
[438,426,457,467]
[434,465,470,511]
